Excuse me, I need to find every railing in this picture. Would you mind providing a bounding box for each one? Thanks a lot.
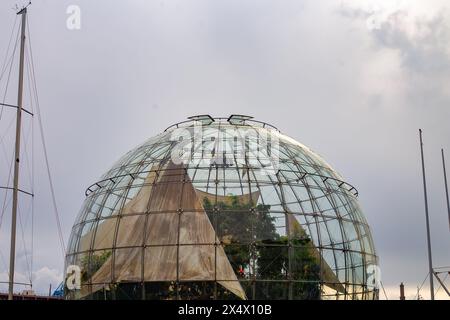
[85,166,358,197]
[164,115,279,132]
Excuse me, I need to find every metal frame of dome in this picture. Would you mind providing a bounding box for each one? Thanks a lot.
[66,115,379,300]
[164,114,279,132]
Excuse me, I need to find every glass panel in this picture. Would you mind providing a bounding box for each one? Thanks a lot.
[78,221,96,252]
[100,190,125,218]
[222,244,250,280]
[116,215,145,247]
[256,245,288,280]
[89,249,113,285]
[144,282,177,300]
[68,225,82,254]
[71,252,89,286]
[144,246,177,281]
[93,217,117,250]
[179,212,215,245]
[255,281,289,300]
[114,247,142,283]
[145,212,178,245]
[178,245,215,281]
[292,281,321,300]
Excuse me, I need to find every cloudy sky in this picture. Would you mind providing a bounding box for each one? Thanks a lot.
[0,0,449,299]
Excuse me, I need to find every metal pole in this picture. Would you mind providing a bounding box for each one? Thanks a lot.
[8,7,27,301]
[400,282,405,300]
[441,149,450,231]
[419,129,434,300]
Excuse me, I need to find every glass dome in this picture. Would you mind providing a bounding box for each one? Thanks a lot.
[65,115,378,300]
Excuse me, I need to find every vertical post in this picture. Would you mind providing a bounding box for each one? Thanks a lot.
[400,282,405,300]
[441,149,450,231]
[8,7,27,301]
[419,129,434,300]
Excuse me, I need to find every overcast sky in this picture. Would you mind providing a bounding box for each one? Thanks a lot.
[0,0,449,299]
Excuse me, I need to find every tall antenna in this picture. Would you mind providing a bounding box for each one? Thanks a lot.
[8,5,28,301]
[441,149,450,231]
[418,129,434,300]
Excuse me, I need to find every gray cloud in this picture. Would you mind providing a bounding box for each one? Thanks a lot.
[372,11,450,74]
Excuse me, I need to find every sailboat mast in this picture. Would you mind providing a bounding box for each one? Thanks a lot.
[419,129,434,300]
[8,7,27,301]
[442,149,450,231]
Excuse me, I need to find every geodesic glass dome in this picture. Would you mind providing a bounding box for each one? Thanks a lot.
[65,115,378,300]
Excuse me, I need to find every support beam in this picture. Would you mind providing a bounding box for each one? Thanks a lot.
[419,129,434,300]
[441,149,450,231]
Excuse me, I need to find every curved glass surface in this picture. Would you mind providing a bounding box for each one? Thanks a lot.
[65,117,378,300]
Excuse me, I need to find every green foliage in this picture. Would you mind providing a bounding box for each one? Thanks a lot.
[80,250,112,283]
[203,195,321,299]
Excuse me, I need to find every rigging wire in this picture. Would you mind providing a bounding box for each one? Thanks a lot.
[0,115,16,170]
[434,272,449,296]
[0,26,19,173]
[15,87,34,284]
[415,271,450,299]
[380,280,389,300]
[0,15,18,82]
[17,201,32,284]
[0,19,20,122]
[26,16,66,259]
[414,272,429,300]
[23,47,34,196]
[21,37,36,287]
[0,250,8,273]
[0,152,15,230]
[0,19,20,238]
